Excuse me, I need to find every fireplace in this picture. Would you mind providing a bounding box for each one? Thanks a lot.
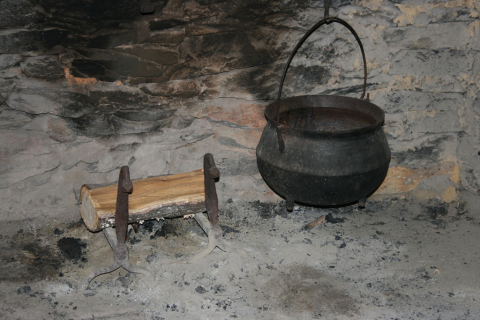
[2,0,477,230]
[1,0,480,318]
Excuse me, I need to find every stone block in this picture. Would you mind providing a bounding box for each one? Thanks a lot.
[383,112,408,140]
[66,99,178,137]
[113,106,176,122]
[374,90,465,114]
[0,54,22,71]
[416,171,456,195]
[21,56,65,81]
[0,78,16,103]
[70,60,108,78]
[88,84,149,106]
[87,31,137,49]
[67,114,116,137]
[390,74,467,93]
[457,108,480,179]
[6,81,91,118]
[140,80,201,98]
[0,130,60,188]
[147,27,186,45]
[23,115,76,143]
[176,31,273,78]
[0,105,32,130]
[111,106,177,135]
[214,126,262,150]
[389,134,458,168]
[75,49,115,61]
[392,2,479,26]
[7,92,65,115]
[384,110,462,141]
[46,118,76,143]
[202,64,281,101]
[0,29,68,54]
[111,116,170,135]
[71,51,181,81]
[196,98,267,129]
[0,67,21,79]
[375,161,458,196]
[185,24,229,37]
[383,22,471,50]
[415,111,462,135]
[114,45,178,65]
[128,144,169,179]
[0,0,46,29]
[149,19,187,31]
[472,20,480,51]
[472,52,480,90]
[389,49,471,76]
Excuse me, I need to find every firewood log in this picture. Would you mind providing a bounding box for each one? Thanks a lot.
[80,169,206,232]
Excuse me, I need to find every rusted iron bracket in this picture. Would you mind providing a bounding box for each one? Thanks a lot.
[84,166,150,288]
[204,153,220,226]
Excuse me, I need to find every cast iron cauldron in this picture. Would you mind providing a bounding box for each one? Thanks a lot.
[256,15,391,211]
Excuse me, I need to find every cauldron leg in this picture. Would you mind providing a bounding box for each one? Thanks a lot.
[358,197,366,208]
[286,198,295,211]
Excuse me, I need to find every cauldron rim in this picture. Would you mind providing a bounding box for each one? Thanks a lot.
[264,94,385,137]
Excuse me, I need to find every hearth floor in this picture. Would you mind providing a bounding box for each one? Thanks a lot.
[1,194,479,319]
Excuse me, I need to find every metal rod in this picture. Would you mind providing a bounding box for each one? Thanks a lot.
[115,166,133,247]
[204,153,220,226]
[324,0,330,18]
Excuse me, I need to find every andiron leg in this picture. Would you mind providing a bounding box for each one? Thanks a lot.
[83,166,150,289]
[188,153,225,263]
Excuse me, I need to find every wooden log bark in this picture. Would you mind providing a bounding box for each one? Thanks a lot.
[80,169,206,232]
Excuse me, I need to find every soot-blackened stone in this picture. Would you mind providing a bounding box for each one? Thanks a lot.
[195,286,207,294]
[143,220,159,233]
[87,31,137,49]
[221,225,240,234]
[21,56,65,80]
[325,213,345,224]
[17,285,32,295]
[157,222,179,239]
[0,29,67,54]
[149,19,186,31]
[427,206,448,220]
[57,237,86,261]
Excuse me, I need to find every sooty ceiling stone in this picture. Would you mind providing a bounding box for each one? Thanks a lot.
[0,29,68,54]
[21,56,65,81]
[0,0,47,29]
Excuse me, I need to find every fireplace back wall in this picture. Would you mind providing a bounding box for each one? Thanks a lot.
[1,0,479,231]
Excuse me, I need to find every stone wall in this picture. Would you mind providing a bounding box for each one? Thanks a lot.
[1,0,479,230]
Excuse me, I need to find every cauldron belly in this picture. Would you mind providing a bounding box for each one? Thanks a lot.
[257,157,389,205]
[255,121,391,206]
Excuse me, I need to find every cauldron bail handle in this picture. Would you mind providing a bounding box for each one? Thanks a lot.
[274,3,368,153]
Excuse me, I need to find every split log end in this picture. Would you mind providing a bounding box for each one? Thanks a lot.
[80,184,101,232]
